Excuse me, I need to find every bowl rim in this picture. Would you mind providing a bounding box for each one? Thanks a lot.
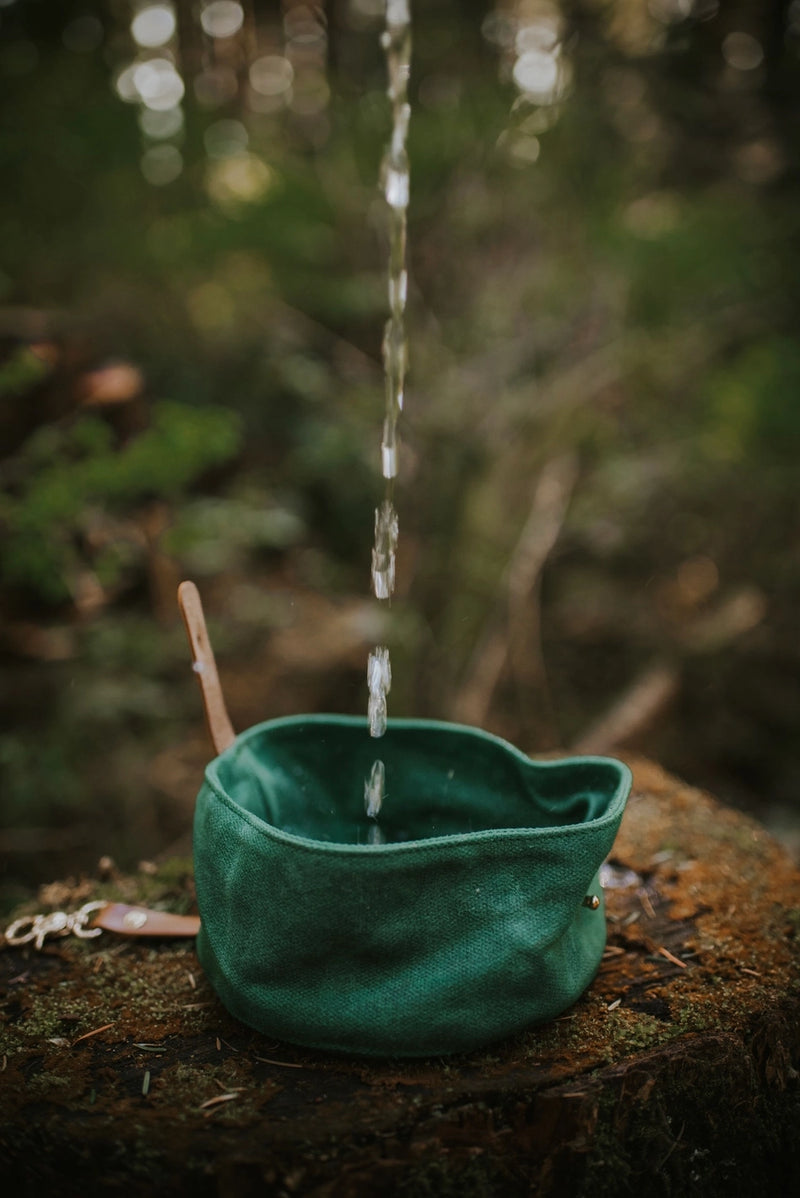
[198,714,633,857]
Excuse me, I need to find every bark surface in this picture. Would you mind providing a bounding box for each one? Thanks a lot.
[1,756,799,1196]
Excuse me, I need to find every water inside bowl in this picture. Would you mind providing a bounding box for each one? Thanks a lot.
[213,720,622,847]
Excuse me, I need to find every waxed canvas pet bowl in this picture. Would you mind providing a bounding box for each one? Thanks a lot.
[193,715,631,1057]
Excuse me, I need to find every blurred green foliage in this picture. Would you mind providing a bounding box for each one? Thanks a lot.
[0,344,49,395]
[2,0,800,887]
[1,399,241,602]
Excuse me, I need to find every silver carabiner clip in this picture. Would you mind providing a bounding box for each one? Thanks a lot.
[5,911,68,950]
[72,900,106,940]
[5,900,106,950]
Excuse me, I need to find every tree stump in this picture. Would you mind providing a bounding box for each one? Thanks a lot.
[1,756,799,1197]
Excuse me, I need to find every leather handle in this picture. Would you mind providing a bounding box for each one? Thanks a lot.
[177,580,236,755]
[92,903,201,938]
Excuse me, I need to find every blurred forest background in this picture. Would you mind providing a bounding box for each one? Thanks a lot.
[2,0,800,905]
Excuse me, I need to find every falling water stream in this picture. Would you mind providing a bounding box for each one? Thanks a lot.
[365,0,412,841]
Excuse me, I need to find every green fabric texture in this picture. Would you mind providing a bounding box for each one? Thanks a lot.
[193,715,631,1057]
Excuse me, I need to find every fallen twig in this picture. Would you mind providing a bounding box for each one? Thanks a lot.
[657,946,687,969]
[72,1022,114,1046]
[200,1092,240,1112]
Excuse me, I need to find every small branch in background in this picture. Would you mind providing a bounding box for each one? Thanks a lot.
[678,586,767,655]
[507,453,579,748]
[571,584,767,756]
[572,662,680,756]
[453,453,578,734]
[139,502,182,626]
[475,338,623,446]
[452,629,508,730]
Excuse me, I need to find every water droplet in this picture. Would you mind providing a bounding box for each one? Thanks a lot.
[382,315,407,407]
[371,504,398,595]
[367,822,386,845]
[368,644,392,693]
[387,0,410,27]
[383,163,409,210]
[368,691,387,738]
[381,442,398,481]
[388,269,407,312]
[363,0,412,817]
[365,758,385,817]
[367,646,391,737]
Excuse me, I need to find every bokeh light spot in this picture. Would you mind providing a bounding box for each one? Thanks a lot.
[677,556,719,607]
[200,1,244,40]
[249,55,294,97]
[516,20,560,55]
[204,119,249,160]
[623,192,680,238]
[114,62,140,103]
[131,5,176,49]
[134,57,185,111]
[139,105,184,141]
[647,0,693,23]
[722,31,764,72]
[141,143,183,186]
[508,134,541,166]
[206,153,273,210]
[512,49,560,103]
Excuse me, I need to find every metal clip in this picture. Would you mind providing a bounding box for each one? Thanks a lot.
[4,901,107,950]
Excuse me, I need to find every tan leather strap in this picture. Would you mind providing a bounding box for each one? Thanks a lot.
[91,903,201,938]
[177,580,236,755]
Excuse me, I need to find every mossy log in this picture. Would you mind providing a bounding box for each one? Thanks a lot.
[1,756,799,1197]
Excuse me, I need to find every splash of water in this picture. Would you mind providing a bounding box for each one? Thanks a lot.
[379,0,412,476]
[367,646,392,739]
[364,757,386,818]
[371,499,399,601]
[365,0,412,834]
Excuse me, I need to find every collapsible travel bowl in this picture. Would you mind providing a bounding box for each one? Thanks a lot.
[193,714,632,1057]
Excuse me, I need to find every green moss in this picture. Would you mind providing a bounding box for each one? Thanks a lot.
[24,1070,74,1098]
[603,1010,667,1058]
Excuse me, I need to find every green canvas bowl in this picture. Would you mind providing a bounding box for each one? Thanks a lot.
[193,715,631,1057]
